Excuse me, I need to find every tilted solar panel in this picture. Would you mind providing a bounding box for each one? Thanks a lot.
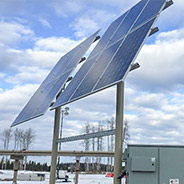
[51,0,170,109]
[11,30,100,127]
[94,18,156,91]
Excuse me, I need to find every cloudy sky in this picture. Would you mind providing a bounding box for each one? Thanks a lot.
[0,0,184,163]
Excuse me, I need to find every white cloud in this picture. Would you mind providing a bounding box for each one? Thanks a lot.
[133,93,166,110]
[5,66,49,85]
[127,27,184,92]
[38,18,52,29]
[0,44,30,72]
[0,72,5,79]
[0,34,83,81]
[124,84,184,145]
[25,49,62,68]
[156,0,184,30]
[89,0,137,12]
[156,28,184,43]
[72,17,99,38]
[34,37,80,52]
[22,36,82,69]
[51,0,84,17]
[0,21,33,46]
[71,9,116,38]
[0,84,38,120]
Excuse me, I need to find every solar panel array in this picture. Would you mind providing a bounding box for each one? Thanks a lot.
[11,30,100,127]
[51,0,167,109]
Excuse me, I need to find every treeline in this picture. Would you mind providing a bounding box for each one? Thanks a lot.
[0,158,50,171]
[1,128,35,170]
[1,128,35,150]
[0,157,110,173]
[61,162,111,173]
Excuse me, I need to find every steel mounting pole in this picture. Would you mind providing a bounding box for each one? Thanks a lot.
[12,159,19,184]
[114,81,124,184]
[75,157,80,184]
[49,107,61,184]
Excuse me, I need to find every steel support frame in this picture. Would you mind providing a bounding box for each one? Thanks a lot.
[75,157,80,184]
[11,155,24,184]
[114,81,124,184]
[49,107,61,184]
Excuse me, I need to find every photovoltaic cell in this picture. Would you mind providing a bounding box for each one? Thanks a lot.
[53,55,99,105]
[107,0,148,47]
[88,12,128,60]
[94,18,156,91]
[132,0,166,30]
[11,30,100,127]
[70,39,123,101]
[51,0,170,109]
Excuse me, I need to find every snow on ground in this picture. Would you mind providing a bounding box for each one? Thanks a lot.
[0,170,119,184]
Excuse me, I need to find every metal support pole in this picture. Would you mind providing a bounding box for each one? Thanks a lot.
[11,155,23,184]
[49,107,61,184]
[56,111,64,178]
[12,159,19,184]
[114,81,124,184]
[75,157,80,184]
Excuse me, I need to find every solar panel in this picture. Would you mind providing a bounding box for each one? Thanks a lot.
[87,11,128,60]
[11,30,100,127]
[94,18,156,91]
[51,0,169,109]
[132,0,166,30]
[107,0,148,47]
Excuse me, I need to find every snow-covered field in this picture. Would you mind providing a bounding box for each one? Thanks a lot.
[0,170,119,184]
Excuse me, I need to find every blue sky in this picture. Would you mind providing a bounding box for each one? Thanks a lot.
[0,0,184,163]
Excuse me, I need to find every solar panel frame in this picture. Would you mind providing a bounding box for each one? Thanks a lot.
[11,30,100,127]
[51,0,168,109]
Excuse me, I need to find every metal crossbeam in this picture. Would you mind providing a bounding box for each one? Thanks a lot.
[0,150,117,157]
[58,129,116,143]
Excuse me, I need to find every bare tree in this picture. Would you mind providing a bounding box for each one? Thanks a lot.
[81,122,91,172]
[91,126,96,171]
[17,129,24,150]
[14,128,24,150]
[123,120,130,150]
[1,128,12,169]
[23,128,36,170]
[24,128,36,150]
[13,128,35,170]
[106,120,111,171]
[107,117,115,171]
[13,128,19,150]
[96,121,104,172]
[13,128,35,150]
[2,128,12,150]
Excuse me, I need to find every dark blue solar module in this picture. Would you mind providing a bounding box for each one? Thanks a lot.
[94,18,156,91]
[107,0,148,47]
[87,12,128,60]
[132,0,166,30]
[11,30,100,127]
[52,55,99,105]
[51,0,171,109]
[70,39,123,100]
